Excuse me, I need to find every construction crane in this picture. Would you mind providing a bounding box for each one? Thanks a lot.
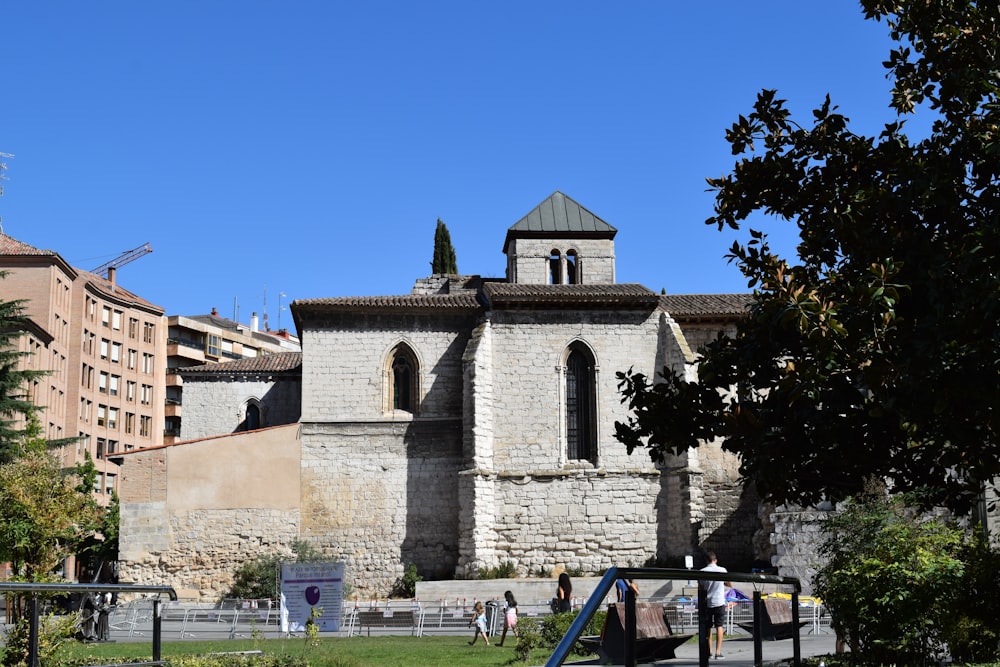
[92,242,153,278]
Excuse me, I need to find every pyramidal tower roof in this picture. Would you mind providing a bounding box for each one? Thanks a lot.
[503,191,617,252]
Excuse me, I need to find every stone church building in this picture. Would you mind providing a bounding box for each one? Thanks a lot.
[119,191,775,600]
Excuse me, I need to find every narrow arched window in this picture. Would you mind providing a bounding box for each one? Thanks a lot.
[246,403,261,430]
[566,345,597,462]
[388,344,419,413]
[566,250,578,284]
[549,249,562,284]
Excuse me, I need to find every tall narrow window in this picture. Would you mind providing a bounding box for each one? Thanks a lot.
[566,250,578,284]
[566,345,597,463]
[387,344,419,413]
[245,403,261,430]
[549,249,562,284]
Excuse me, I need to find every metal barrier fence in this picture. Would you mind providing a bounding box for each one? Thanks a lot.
[0,582,177,667]
[144,595,831,640]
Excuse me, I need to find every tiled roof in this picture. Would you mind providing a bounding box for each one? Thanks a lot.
[78,269,164,314]
[482,282,660,309]
[180,351,302,375]
[660,293,752,320]
[0,233,55,256]
[294,294,482,313]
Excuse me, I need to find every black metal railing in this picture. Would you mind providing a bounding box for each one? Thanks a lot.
[0,582,178,667]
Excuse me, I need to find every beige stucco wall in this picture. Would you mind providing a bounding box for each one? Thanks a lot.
[118,423,301,600]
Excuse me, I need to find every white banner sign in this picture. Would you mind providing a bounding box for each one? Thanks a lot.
[280,561,344,633]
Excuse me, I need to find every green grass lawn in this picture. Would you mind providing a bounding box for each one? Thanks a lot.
[56,635,555,667]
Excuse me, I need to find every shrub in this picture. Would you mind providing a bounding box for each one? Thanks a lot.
[940,534,1000,664]
[474,561,517,580]
[814,482,964,666]
[390,563,421,598]
[1,612,79,667]
[539,609,607,657]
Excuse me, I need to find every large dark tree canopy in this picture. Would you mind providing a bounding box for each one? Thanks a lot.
[616,1,999,514]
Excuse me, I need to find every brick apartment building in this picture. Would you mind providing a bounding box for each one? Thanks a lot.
[0,232,166,501]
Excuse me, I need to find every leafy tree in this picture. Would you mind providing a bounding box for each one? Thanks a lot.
[615,1,1000,514]
[430,218,458,274]
[0,287,48,464]
[0,450,98,579]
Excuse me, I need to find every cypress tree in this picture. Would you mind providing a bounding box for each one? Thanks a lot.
[431,219,459,274]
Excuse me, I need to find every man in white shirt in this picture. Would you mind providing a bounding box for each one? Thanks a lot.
[700,552,732,659]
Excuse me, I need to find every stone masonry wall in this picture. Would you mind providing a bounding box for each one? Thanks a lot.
[490,471,663,575]
[770,505,836,595]
[300,312,475,422]
[181,375,301,440]
[299,420,463,597]
[508,238,615,285]
[119,506,299,600]
[485,309,665,472]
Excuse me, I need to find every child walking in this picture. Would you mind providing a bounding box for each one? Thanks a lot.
[497,590,518,647]
[468,601,489,646]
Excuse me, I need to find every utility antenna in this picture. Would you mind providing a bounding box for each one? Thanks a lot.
[92,242,153,278]
[0,152,13,235]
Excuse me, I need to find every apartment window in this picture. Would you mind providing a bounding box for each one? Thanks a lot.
[96,438,106,460]
[206,334,221,357]
[128,349,137,370]
[82,364,94,389]
[108,407,118,430]
[142,352,154,374]
[112,310,122,330]
[99,372,108,394]
[87,298,96,321]
[107,440,117,455]
[140,415,152,437]
[83,331,95,356]
[126,381,136,402]
[125,412,135,434]
[104,473,116,495]
[102,306,111,328]
[141,384,152,406]
[79,398,92,422]
[111,342,122,363]
[97,405,107,427]
[143,321,155,343]
[100,339,109,360]
[109,375,120,396]
[129,318,139,339]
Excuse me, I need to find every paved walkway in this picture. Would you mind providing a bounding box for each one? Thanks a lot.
[563,631,841,666]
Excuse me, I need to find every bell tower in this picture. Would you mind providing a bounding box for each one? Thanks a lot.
[503,191,617,285]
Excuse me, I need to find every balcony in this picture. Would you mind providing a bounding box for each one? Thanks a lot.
[164,398,181,418]
[167,338,206,363]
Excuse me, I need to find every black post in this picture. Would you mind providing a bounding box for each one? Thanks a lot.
[624,586,636,667]
[791,591,801,666]
[28,596,40,667]
[152,598,162,662]
[753,590,763,667]
[698,591,710,667]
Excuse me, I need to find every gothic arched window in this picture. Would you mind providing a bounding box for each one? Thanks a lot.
[565,344,597,463]
[388,344,419,413]
[245,403,261,430]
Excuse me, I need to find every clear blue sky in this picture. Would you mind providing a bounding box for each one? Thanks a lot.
[2,2,906,327]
